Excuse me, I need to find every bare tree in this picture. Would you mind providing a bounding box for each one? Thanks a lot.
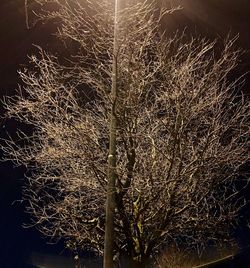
[2,0,250,267]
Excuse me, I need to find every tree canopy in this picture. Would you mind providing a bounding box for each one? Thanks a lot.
[2,0,250,266]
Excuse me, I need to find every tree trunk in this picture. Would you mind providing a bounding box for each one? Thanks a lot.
[127,258,152,268]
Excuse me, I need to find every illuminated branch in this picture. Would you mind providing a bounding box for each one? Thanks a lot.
[2,0,249,266]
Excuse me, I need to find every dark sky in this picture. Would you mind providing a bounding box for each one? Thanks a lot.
[0,0,250,93]
[0,1,249,267]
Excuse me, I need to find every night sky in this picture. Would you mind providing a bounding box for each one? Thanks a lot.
[0,1,250,267]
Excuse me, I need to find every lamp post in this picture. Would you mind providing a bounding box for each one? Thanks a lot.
[103,0,119,267]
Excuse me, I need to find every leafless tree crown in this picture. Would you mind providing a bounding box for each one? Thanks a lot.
[2,0,250,264]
